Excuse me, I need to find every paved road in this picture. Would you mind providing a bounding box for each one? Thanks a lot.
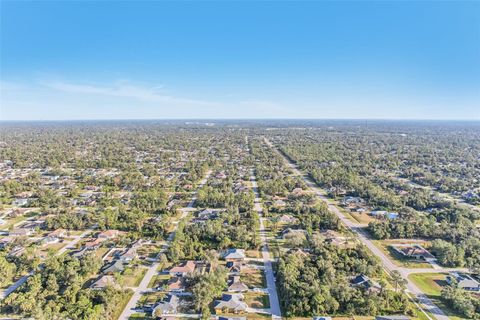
[250,169,282,319]
[265,138,450,320]
[118,171,211,320]
[58,226,96,255]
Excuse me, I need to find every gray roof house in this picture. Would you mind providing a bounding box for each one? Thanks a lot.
[152,294,179,317]
[214,293,248,314]
[446,272,480,291]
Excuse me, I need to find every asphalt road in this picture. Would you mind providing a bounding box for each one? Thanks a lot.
[265,138,451,320]
[118,171,211,320]
[250,169,282,319]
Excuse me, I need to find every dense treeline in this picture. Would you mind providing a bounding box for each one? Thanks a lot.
[277,244,414,317]
[272,124,480,271]
[1,254,131,319]
[168,207,260,262]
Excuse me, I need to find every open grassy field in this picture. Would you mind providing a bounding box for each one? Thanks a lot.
[120,267,148,287]
[244,291,270,309]
[241,268,267,288]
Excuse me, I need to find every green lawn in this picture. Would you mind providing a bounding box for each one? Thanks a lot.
[241,268,266,288]
[244,291,270,309]
[120,267,148,287]
[408,273,467,320]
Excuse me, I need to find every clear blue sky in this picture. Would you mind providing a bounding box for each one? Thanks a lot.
[1,0,479,120]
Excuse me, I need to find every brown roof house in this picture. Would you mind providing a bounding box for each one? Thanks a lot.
[169,260,196,277]
[90,275,118,290]
[227,276,249,292]
[391,244,436,262]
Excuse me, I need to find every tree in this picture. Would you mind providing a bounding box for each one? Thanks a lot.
[390,270,407,292]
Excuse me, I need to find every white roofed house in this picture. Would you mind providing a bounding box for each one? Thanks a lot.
[222,249,246,262]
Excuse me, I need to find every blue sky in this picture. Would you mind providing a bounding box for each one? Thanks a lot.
[1,1,479,120]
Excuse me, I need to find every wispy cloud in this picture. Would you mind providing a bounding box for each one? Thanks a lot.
[1,78,288,120]
[42,80,215,106]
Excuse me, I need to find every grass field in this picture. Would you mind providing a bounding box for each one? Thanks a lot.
[120,267,148,287]
[244,291,270,308]
[241,268,267,288]
[408,273,467,320]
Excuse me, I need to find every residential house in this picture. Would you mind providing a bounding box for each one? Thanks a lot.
[446,272,480,291]
[226,261,244,274]
[278,214,296,224]
[214,293,248,314]
[197,209,218,220]
[370,211,399,220]
[223,249,246,262]
[8,245,26,257]
[0,236,15,248]
[10,227,34,237]
[12,198,31,207]
[48,228,68,239]
[391,244,436,261]
[166,276,186,292]
[152,294,179,317]
[98,229,121,240]
[120,247,138,262]
[227,276,249,292]
[90,275,118,290]
[101,259,126,274]
[169,260,196,277]
[84,238,106,250]
[350,274,381,293]
[281,228,307,239]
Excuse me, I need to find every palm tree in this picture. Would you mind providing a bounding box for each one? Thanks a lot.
[390,270,407,292]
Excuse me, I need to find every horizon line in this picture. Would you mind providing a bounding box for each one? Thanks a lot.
[1,118,480,123]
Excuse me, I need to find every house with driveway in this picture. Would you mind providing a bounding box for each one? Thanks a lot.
[446,272,480,291]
